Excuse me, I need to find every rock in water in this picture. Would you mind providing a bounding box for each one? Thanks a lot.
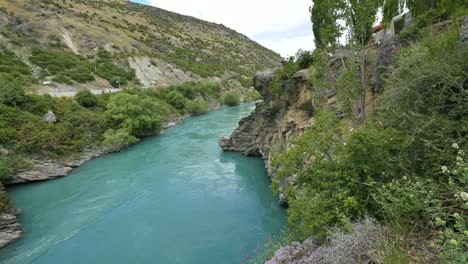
[0,213,22,248]
[43,110,57,123]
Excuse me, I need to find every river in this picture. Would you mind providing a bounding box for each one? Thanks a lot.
[0,104,285,264]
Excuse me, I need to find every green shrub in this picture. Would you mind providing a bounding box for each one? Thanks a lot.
[245,89,262,101]
[0,183,13,213]
[296,49,314,70]
[380,29,468,176]
[106,93,162,137]
[75,90,98,108]
[222,91,241,106]
[0,82,28,107]
[0,50,34,85]
[30,47,95,83]
[273,112,408,241]
[95,50,135,87]
[166,90,187,110]
[0,158,10,183]
[185,99,209,115]
[21,94,55,115]
[102,128,138,152]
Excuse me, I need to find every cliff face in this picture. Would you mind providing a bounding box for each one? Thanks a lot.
[220,69,327,205]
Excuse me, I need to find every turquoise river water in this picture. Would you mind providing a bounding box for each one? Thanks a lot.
[0,104,285,264]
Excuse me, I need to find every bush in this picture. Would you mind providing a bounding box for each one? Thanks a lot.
[75,90,98,108]
[273,112,408,241]
[95,51,135,87]
[0,83,28,107]
[0,158,10,183]
[185,99,210,115]
[102,128,138,152]
[106,93,162,137]
[21,94,55,115]
[222,91,241,106]
[30,47,95,83]
[245,89,262,101]
[0,183,13,213]
[296,49,314,70]
[166,90,187,110]
[380,29,468,176]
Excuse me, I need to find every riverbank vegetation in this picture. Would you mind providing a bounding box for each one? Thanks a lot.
[0,79,247,185]
[262,1,467,263]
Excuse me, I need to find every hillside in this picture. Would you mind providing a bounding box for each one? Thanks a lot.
[0,0,281,94]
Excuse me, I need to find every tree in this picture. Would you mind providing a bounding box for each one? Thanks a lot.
[75,89,97,108]
[223,91,241,107]
[166,90,187,110]
[105,93,162,137]
[311,0,380,123]
[310,0,346,48]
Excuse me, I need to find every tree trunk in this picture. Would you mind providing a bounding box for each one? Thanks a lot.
[359,47,367,123]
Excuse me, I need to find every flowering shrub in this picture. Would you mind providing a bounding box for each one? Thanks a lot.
[431,146,468,263]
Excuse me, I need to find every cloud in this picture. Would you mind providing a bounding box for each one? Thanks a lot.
[142,0,314,57]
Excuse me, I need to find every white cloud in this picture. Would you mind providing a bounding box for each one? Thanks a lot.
[146,0,314,57]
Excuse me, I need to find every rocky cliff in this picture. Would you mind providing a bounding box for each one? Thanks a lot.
[220,68,328,205]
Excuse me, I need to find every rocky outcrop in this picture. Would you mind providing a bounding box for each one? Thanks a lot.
[7,149,103,184]
[0,211,22,248]
[461,16,468,45]
[219,69,319,206]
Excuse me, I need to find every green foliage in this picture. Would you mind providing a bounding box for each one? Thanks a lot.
[95,51,135,88]
[295,50,314,70]
[105,93,162,137]
[0,50,34,85]
[102,128,138,152]
[0,83,28,107]
[184,99,210,115]
[21,94,55,115]
[75,90,98,108]
[244,89,262,101]
[30,47,95,83]
[0,183,13,213]
[165,90,187,110]
[222,91,241,106]
[172,81,221,100]
[380,29,467,175]
[309,0,346,47]
[0,158,10,183]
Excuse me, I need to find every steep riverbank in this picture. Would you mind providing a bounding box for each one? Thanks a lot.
[220,68,326,206]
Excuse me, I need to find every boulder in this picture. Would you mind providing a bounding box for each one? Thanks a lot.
[253,70,275,92]
[292,69,310,82]
[0,148,8,157]
[43,110,57,123]
[461,16,468,45]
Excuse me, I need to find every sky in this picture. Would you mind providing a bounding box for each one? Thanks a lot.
[130,0,315,57]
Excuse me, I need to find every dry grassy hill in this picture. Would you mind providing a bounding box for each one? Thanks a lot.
[0,0,281,94]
